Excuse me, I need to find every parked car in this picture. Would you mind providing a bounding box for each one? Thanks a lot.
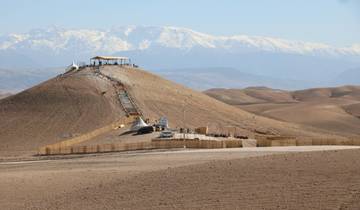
[137,126,154,135]
[160,130,174,138]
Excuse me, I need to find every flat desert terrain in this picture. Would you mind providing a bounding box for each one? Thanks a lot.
[1,146,360,210]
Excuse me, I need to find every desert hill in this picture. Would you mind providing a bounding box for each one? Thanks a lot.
[0,68,126,156]
[205,87,296,105]
[291,86,360,101]
[205,86,360,136]
[0,66,332,156]
[100,66,333,137]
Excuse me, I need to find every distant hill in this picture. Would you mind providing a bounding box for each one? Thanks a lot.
[205,86,360,136]
[204,87,297,105]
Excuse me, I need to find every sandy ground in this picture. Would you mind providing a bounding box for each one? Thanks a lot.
[1,146,359,209]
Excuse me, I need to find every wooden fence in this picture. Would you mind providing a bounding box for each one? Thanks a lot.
[38,135,360,156]
[257,138,360,147]
[38,117,135,153]
[38,139,243,155]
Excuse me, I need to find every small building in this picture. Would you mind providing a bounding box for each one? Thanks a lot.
[158,117,169,129]
[90,56,131,66]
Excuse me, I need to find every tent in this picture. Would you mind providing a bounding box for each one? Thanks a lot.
[130,117,148,131]
[65,61,79,72]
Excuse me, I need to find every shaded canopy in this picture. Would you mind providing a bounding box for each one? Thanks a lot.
[91,56,129,61]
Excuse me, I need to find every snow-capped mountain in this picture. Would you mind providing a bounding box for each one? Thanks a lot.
[1,26,359,57]
[1,26,360,90]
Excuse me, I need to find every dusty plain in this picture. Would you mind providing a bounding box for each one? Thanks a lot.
[1,146,360,210]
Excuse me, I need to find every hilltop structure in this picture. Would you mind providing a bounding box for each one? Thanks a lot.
[90,56,131,66]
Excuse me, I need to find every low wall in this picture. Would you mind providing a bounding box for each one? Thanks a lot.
[38,139,243,155]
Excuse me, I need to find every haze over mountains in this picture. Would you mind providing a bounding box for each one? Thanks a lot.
[1,26,360,90]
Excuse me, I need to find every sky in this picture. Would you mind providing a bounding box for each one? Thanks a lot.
[1,0,359,47]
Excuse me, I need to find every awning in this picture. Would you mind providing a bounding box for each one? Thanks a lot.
[90,56,129,60]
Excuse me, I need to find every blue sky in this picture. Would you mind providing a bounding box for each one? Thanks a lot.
[1,0,359,46]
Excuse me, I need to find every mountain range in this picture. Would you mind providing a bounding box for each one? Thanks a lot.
[1,26,360,90]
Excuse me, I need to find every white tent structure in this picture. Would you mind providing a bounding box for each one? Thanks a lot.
[65,61,79,72]
[130,117,148,131]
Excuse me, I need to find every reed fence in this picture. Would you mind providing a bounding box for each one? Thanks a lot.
[257,138,360,147]
[38,139,243,155]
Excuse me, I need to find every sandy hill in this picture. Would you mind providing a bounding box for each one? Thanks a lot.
[292,86,360,101]
[0,66,337,156]
[0,68,126,156]
[205,86,360,137]
[205,87,296,105]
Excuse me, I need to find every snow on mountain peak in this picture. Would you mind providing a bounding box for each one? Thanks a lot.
[156,26,216,49]
[0,26,359,57]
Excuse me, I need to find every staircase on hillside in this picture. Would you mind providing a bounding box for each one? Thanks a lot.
[94,66,143,117]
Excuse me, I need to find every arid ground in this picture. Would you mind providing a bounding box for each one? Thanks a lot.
[1,146,360,210]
